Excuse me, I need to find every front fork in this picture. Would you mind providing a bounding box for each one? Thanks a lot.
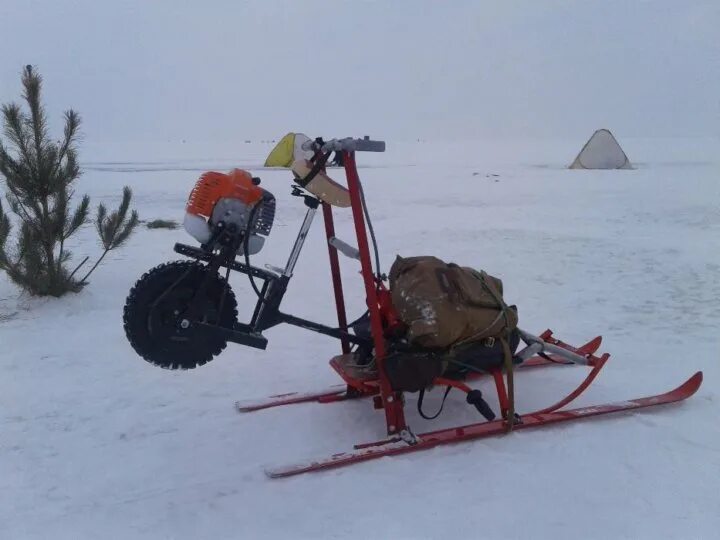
[251,197,319,330]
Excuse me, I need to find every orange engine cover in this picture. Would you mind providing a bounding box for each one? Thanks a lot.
[186,169,263,218]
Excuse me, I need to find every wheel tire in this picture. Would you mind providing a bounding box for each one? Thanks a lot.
[123,260,238,369]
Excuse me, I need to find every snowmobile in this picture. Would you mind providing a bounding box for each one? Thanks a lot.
[123,136,703,478]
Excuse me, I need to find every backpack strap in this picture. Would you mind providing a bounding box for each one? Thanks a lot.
[479,271,517,431]
[417,385,453,420]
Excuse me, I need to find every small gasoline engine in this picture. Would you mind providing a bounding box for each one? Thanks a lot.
[182,168,276,255]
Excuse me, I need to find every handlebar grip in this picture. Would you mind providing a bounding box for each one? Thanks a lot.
[301,137,386,153]
[351,137,385,152]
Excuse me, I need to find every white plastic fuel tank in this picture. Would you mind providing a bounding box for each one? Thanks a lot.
[183,212,265,254]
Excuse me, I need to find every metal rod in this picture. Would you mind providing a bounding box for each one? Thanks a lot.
[322,203,351,354]
[283,206,317,277]
[279,312,369,345]
[517,328,591,365]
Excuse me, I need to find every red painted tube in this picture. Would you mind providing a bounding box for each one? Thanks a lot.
[343,151,406,434]
[322,202,350,354]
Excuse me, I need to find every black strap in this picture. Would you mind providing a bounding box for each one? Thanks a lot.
[417,386,453,420]
[296,151,331,188]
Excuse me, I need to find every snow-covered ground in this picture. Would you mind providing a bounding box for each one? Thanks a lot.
[1,138,718,539]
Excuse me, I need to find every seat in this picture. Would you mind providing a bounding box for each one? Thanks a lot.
[329,354,379,392]
[291,160,351,207]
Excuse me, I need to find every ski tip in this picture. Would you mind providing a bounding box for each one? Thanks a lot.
[235,401,258,413]
[264,469,285,479]
[684,371,703,394]
[667,371,703,402]
[264,464,311,479]
[578,336,602,355]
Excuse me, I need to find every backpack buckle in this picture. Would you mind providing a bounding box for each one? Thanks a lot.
[484,336,495,347]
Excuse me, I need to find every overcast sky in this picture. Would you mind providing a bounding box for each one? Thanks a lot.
[1,1,718,143]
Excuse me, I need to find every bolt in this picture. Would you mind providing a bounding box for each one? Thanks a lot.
[386,395,394,403]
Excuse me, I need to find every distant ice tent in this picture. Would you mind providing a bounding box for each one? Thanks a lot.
[569,129,632,169]
[264,133,314,167]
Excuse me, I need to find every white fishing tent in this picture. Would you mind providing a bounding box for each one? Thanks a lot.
[569,129,632,169]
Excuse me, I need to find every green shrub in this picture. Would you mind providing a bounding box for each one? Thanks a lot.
[146,219,178,230]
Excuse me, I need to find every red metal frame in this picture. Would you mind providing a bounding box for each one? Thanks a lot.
[533,354,608,414]
[236,332,600,413]
[318,151,614,438]
[492,370,512,420]
[341,151,406,434]
[321,203,351,355]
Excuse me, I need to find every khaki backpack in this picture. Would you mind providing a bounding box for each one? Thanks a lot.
[388,255,518,350]
[389,255,520,426]
[388,255,520,427]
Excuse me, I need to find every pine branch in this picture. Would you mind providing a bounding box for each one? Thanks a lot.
[78,251,108,285]
[0,201,9,241]
[116,186,132,221]
[0,134,45,223]
[0,134,33,190]
[59,111,80,162]
[95,202,107,243]
[64,194,89,239]
[51,184,68,238]
[49,110,81,188]
[1,104,35,175]
[67,255,89,282]
[82,187,138,284]
[4,189,34,229]
[22,66,48,170]
[0,200,11,269]
[111,210,139,249]
[53,186,68,276]
[15,220,45,291]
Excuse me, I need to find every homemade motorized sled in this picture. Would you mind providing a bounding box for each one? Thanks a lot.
[123,137,703,478]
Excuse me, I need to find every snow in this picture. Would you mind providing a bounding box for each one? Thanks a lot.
[1,137,718,539]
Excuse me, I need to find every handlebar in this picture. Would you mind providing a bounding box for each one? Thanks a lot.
[301,136,385,153]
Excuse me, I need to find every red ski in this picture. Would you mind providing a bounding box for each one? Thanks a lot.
[266,371,703,478]
[235,385,349,412]
[236,334,602,413]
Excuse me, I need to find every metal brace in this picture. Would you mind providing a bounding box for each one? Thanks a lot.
[399,428,419,446]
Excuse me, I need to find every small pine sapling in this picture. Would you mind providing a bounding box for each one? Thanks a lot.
[0,66,139,296]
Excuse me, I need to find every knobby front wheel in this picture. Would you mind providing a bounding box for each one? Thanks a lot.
[123,260,238,369]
